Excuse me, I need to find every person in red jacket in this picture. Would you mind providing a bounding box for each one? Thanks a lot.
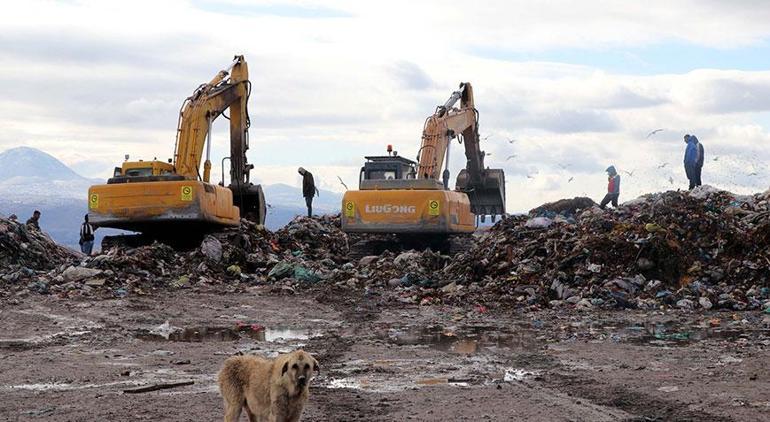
[600,165,620,209]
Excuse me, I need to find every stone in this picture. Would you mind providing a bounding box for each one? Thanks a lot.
[62,266,103,282]
[200,236,223,262]
[699,297,713,310]
[359,255,379,266]
[676,299,694,310]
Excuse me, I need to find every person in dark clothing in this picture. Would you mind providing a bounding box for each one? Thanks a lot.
[691,135,704,187]
[599,165,621,209]
[79,214,96,255]
[683,134,699,190]
[26,210,41,231]
[298,167,319,217]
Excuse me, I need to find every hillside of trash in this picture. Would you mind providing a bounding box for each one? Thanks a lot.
[2,185,769,312]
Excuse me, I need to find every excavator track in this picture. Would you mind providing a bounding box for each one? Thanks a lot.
[347,233,472,261]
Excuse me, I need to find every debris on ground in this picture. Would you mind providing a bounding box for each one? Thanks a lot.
[2,186,768,312]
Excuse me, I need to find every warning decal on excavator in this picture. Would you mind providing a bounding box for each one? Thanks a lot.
[428,200,440,216]
[89,194,99,209]
[181,186,193,201]
[344,201,355,217]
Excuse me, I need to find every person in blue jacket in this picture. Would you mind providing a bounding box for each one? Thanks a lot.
[683,134,700,190]
[600,165,621,209]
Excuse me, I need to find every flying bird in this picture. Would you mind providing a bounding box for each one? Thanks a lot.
[526,174,535,179]
[337,176,349,190]
[713,156,719,162]
[622,169,635,177]
[506,154,517,161]
[748,171,759,177]
[568,176,574,183]
[657,162,669,169]
[668,176,674,184]
[507,137,518,144]
[557,163,570,169]
[646,129,664,138]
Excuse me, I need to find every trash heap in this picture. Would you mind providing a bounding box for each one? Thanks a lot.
[0,216,77,288]
[2,186,769,313]
[446,186,770,310]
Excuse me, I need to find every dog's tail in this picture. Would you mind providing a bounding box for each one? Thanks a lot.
[218,356,248,401]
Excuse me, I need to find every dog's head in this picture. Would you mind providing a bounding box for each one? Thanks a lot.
[281,350,319,390]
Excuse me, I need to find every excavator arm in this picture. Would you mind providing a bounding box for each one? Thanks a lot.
[173,55,251,185]
[417,83,506,217]
[173,55,265,223]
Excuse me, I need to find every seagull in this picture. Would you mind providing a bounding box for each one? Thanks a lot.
[507,137,518,144]
[646,129,664,138]
[657,162,669,169]
[668,176,674,184]
[337,176,349,190]
[622,169,635,177]
[485,152,492,156]
[568,176,574,183]
[506,154,517,161]
[557,163,570,169]
[713,156,719,162]
[481,134,492,141]
[526,174,535,179]
[748,171,759,177]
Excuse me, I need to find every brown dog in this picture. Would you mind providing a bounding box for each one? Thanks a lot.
[218,350,319,422]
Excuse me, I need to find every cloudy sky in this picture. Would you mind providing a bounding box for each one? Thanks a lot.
[2,0,770,212]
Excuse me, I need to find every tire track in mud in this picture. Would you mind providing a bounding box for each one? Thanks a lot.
[544,371,734,422]
[306,289,396,421]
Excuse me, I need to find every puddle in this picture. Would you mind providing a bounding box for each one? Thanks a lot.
[385,324,538,355]
[503,368,539,382]
[136,324,311,343]
[624,322,769,346]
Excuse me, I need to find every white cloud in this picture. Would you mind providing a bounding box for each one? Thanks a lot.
[1,0,770,213]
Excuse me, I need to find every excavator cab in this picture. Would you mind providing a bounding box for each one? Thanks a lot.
[360,155,416,185]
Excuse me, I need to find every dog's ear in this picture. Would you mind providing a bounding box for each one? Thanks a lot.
[282,361,289,376]
[312,358,320,375]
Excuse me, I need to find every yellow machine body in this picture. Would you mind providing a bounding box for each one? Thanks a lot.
[88,180,240,231]
[342,188,475,234]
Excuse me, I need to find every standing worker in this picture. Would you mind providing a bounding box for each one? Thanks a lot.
[298,167,319,217]
[683,134,700,190]
[79,214,96,255]
[26,210,41,231]
[600,165,621,209]
[692,135,705,187]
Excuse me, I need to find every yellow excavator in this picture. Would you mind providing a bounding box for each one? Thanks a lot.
[341,82,505,253]
[87,55,265,245]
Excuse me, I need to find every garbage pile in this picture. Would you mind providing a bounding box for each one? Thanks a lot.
[2,187,769,313]
[446,186,770,310]
[1,216,77,288]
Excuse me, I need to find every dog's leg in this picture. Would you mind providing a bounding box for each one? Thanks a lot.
[223,400,242,422]
[245,404,258,422]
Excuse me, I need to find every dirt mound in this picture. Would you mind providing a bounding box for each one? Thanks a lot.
[0,216,77,272]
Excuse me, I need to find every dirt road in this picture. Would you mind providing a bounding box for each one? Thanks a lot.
[1,287,768,421]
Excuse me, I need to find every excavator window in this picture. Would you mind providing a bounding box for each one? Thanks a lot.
[368,170,397,180]
[125,168,153,177]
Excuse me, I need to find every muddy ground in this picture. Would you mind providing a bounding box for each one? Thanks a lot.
[1,287,768,422]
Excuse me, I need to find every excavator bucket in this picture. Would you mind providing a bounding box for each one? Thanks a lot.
[455,168,506,217]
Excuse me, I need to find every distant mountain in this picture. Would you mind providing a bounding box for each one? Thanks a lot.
[0,147,342,245]
[0,146,85,181]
